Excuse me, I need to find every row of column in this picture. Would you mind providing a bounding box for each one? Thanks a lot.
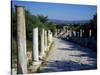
[55,25,94,38]
[70,29,92,38]
[32,28,53,64]
[15,6,53,74]
[56,28,92,38]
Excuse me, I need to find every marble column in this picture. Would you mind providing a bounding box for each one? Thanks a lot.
[80,29,83,37]
[89,29,92,37]
[73,31,76,37]
[16,6,27,74]
[40,28,45,57]
[32,27,39,63]
[69,30,72,37]
[50,32,53,42]
[63,26,66,32]
[44,30,47,51]
[55,29,57,37]
[48,30,51,45]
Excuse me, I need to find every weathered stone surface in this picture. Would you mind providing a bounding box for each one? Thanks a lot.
[40,29,45,58]
[16,6,27,74]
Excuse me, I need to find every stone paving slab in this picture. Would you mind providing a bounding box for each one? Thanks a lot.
[39,38,97,73]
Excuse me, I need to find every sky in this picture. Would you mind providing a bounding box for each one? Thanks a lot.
[11,1,97,21]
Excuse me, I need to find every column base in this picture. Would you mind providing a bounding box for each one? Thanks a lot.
[33,61,41,66]
[31,61,42,72]
[39,53,46,60]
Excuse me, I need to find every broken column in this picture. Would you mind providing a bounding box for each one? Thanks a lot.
[32,27,39,64]
[16,6,27,74]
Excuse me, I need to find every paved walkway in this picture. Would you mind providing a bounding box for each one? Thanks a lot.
[39,38,97,73]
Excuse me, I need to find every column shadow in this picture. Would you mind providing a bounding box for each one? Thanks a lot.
[39,60,97,73]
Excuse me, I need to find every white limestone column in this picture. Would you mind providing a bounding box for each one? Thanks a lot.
[48,30,51,45]
[32,27,39,62]
[80,29,83,37]
[63,26,66,32]
[16,6,27,74]
[44,30,47,51]
[74,31,76,37]
[50,32,53,42]
[69,30,72,37]
[40,28,45,56]
[55,29,57,36]
[89,29,92,37]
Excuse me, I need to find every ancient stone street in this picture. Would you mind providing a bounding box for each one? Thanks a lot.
[39,38,97,72]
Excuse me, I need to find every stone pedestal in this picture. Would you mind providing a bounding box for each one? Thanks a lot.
[16,6,27,74]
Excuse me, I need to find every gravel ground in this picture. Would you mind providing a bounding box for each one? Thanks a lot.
[39,38,97,73]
